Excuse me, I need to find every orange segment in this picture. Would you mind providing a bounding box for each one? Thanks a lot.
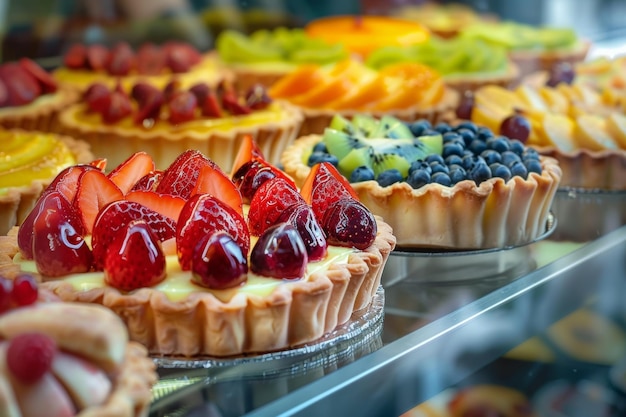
[289,76,353,107]
[371,63,444,111]
[269,64,325,98]
[327,74,388,110]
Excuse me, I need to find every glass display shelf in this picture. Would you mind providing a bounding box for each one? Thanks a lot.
[148,188,626,417]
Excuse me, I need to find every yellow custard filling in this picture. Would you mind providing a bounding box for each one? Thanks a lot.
[0,93,62,117]
[0,131,76,193]
[15,246,353,303]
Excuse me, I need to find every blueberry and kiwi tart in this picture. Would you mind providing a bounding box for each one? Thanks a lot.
[282,115,562,249]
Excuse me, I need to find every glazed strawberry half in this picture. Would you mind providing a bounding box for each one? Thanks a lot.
[0,59,58,107]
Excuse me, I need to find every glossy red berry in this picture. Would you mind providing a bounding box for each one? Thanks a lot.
[7,333,57,384]
[250,223,308,279]
[277,203,327,262]
[322,198,377,250]
[11,274,38,306]
[191,232,248,289]
[456,91,474,120]
[500,114,531,143]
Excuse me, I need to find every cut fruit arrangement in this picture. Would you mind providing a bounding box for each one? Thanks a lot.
[56,79,303,171]
[269,59,458,135]
[1,136,395,357]
[0,276,155,417]
[282,116,561,249]
[460,81,626,190]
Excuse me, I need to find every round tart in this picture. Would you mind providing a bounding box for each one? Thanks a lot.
[55,80,303,171]
[0,275,156,417]
[1,143,395,358]
[0,129,93,236]
[269,59,458,136]
[282,116,561,249]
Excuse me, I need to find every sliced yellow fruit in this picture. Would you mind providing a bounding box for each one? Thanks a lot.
[574,114,619,151]
[556,84,583,102]
[474,85,522,114]
[573,84,601,107]
[516,85,549,112]
[538,86,569,113]
[536,113,577,152]
[471,103,507,134]
[605,113,626,149]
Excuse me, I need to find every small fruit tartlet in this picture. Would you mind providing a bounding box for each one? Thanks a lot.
[0,140,395,357]
[55,80,303,171]
[282,115,561,249]
[366,36,519,92]
[215,27,349,92]
[54,41,227,92]
[0,275,156,417]
[269,59,458,136]
[461,82,626,190]
[0,129,93,236]
[0,58,78,131]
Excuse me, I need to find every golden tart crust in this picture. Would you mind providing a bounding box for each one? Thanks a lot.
[510,41,591,78]
[282,135,562,249]
[444,61,520,93]
[0,218,395,357]
[0,131,93,236]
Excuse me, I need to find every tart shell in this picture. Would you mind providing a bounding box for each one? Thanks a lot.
[0,87,79,132]
[509,41,590,78]
[444,61,520,92]
[282,134,562,249]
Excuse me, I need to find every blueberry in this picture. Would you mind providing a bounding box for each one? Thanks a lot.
[443,132,462,143]
[456,128,476,147]
[431,172,452,186]
[509,161,528,179]
[350,166,375,183]
[409,120,432,137]
[407,169,431,189]
[469,139,487,154]
[461,154,477,170]
[313,142,328,153]
[422,129,440,137]
[481,149,502,165]
[426,154,445,164]
[448,163,463,172]
[376,169,404,187]
[449,166,467,184]
[308,151,338,166]
[477,127,494,141]
[455,121,478,133]
[435,122,453,134]
[469,161,492,184]
[462,149,474,158]
[430,162,450,174]
[409,160,432,175]
[501,150,521,167]
[522,148,540,160]
[442,142,465,158]
[525,159,542,174]
[490,163,512,182]
[445,155,463,167]
[509,139,525,155]
[486,136,511,153]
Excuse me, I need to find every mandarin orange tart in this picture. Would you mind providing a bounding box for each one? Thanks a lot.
[269,59,458,135]
[0,129,93,236]
[0,139,395,357]
[282,115,561,249]
[0,275,156,417]
[55,80,302,171]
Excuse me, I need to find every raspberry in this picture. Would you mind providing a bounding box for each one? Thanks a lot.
[7,333,56,384]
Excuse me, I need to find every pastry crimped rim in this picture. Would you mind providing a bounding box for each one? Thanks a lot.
[0,86,79,131]
[296,87,460,136]
[509,40,590,78]
[282,134,562,249]
[0,132,93,236]
[0,218,395,357]
[54,100,304,172]
[444,61,520,92]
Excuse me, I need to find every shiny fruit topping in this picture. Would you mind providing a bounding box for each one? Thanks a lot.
[233,160,297,203]
[245,84,272,110]
[19,58,57,93]
[176,194,250,271]
[189,83,211,104]
[322,198,377,250]
[300,162,358,223]
[0,63,41,106]
[546,62,575,87]
[125,190,185,221]
[107,152,155,194]
[131,170,163,192]
[101,90,133,124]
[499,114,531,143]
[131,82,160,106]
[163,79,182,102]
[201,92,222,118]
[73,170,124,234]
[135,89,165,125]
[86,44,111,71]
[165,42,202,73]
[7,333,57,384]
[32,191,92,277]
[156,150,217,199]
[191,232,248,289]
[168,91,197,125]
[104,220,166,291]
[250,223,308,279]
[248,177,305,236]
[12,274,38,306]
[456,91,475,120]
[84,83,111,113]
[63,44,87,69]
[230,134,265,177]
[107,42,135,76]
[277,202,327,262]
[136,43,167,75]
[222,91,251,115]
[192,164,243,215]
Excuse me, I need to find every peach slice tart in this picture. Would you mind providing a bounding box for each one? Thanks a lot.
[458,82,626,190]
[55,80,303,171]
[0,274,156,417]
[268,59,458,135]
[0,139,395,357]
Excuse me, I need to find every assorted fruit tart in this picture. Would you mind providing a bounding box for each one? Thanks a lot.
[0,58,78,131]
[55,79,303,171]
[0,138,395,357]
[459,74,626,190]
[53,41,226,92]
[215,27,349,92]
[0,129,93,236]
[282,115,561,249]
[366,36,519,92]
[0,275,156,417]
[268,59,458,136]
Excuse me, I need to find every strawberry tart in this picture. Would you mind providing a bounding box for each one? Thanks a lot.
[0,138,395,357]
[0,274,156,416]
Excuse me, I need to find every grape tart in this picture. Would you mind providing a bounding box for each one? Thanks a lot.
[282,116,561,249]
[0,141,395,358]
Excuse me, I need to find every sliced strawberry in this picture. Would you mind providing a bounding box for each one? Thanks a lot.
[233,160,296,204]
[104,220,166,291]
[134,89,164,125]
[131,82,159,106]
[176,194,250,270]
[201,92,222,118]
[0,63,41,106]
[18,58,57,93]
[107,152,155,195]
[156,150,217,199]
[126,190,185,221]
[107,42,135,76]
[136,43,167,75]
[248,177,305,236]
[86,45,111,71]
[73,170,123,234]
[222,91,251,115]
[44,164,102,203]
[63,44,87,69]
[84,83,112,113]
[131,171,163,192]
[89,158,108,171]
[163,79,182,102]
[101,91,132,124]
[230,134,265,177]
[300,162,359,222]
[92,200,177,270]
[189,83,210,104]
[168,91,197,125]
[192,164,243,215]
[245,84,272,110]
[0,77,8,107]
[164,42,202,73]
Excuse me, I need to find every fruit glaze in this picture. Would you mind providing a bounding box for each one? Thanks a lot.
[1,136,395,357]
